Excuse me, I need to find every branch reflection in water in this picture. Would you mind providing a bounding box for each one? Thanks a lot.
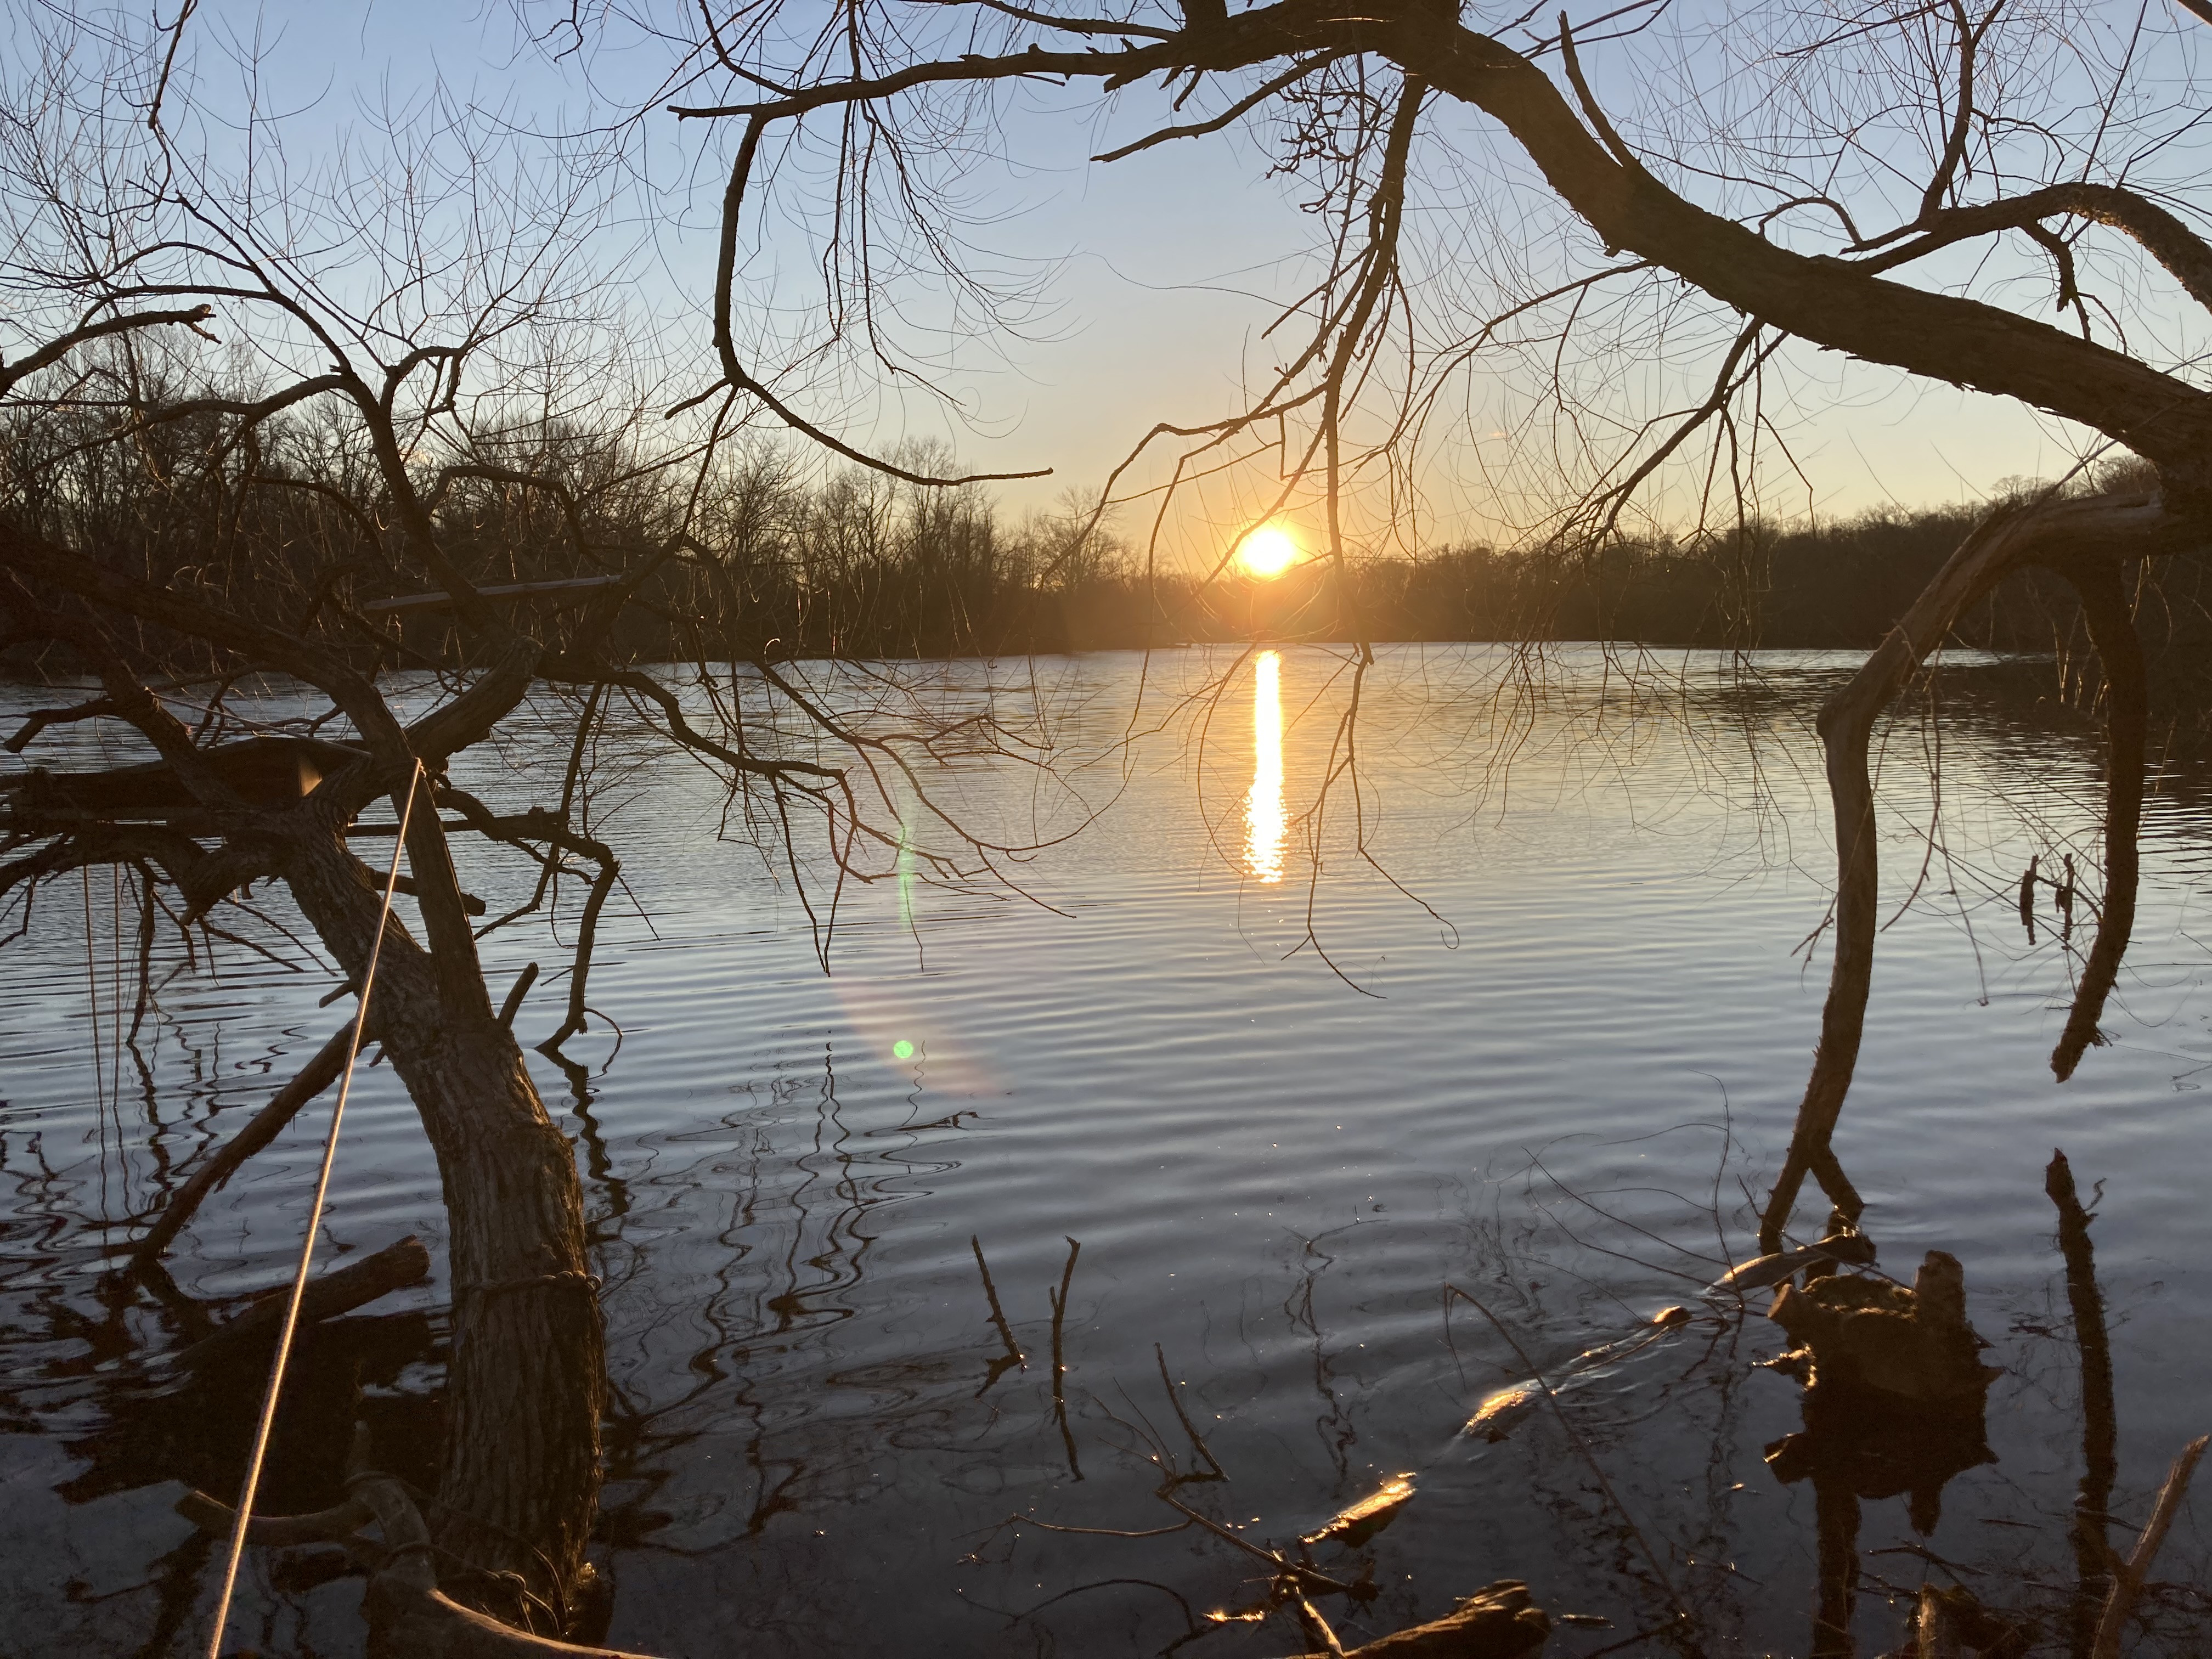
[16,649,2212,1655]
[1244,649,1286,884]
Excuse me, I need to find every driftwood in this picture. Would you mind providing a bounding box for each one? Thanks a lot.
[1303,1473,1415,1548]
[1766,1252,2002,1654]
[1285,1580,1550,1658]
[129,1022,360,1268]
[1460,1302,1695,1442]
[1712,1232,1876,1295]
[175,1487,375,1547]
[173,1235,430,1370]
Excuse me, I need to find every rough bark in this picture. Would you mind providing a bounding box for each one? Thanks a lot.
[280,819,603,1634]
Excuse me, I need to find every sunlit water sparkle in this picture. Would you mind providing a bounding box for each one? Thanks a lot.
[1243,649,1286,884]
[4,644,2211,1658]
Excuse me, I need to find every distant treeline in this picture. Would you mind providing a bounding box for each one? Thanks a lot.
[7,394,2208,697]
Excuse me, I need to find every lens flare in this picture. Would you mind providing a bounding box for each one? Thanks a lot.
[1237,526,1298,579]
[1243,650,1285,883]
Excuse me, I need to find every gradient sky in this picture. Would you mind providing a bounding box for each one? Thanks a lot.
[63,0,2194,563]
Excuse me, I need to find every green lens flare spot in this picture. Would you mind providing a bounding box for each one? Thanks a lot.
[893,1039,915,1060]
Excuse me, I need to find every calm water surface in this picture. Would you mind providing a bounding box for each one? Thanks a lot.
[4,645,2211,1657]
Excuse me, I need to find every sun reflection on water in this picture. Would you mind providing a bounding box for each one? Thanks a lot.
[1244,649,1285,883]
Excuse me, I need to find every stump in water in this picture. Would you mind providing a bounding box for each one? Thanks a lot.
[1763,1252,2002,1656]
[1767,1250,1999,1406]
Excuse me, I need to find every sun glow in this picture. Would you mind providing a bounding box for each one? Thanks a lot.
[1237,526,1299,579]
[1243,650,1285,884]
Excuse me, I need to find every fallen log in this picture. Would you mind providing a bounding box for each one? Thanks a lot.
[173,1235,431,1370]
[358,575,624,614]
[0,733,368,822]
[1285,1580,1551,1658]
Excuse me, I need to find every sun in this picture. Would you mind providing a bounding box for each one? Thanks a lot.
[1237,526,1299,579]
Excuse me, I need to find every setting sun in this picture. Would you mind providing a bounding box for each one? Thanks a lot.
[1236,525,1299,579]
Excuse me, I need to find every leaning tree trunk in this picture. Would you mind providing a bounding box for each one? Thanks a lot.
[283,805,604,1636]
[1758,490,2185,1254]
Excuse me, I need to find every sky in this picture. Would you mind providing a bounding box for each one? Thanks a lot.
[27,0,2203,562]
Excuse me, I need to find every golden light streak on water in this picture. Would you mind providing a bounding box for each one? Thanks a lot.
[1243,650,1285,883]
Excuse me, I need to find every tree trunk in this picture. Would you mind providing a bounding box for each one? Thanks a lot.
[281,819,603,1635]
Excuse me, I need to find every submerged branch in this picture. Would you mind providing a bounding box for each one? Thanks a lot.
[128,1021,362,1268]
[1758,490,2197,1254]
[2049,563,2147,1080]
[2048,1150,2118,1659]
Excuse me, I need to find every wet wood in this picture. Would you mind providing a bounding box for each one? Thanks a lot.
[1916,1583,1961,1659]
[173,1235,430,1370]
[181,1468,662,1658]
[1048,1234,1082,1481]
[1302,1473,1414,1548]
[281,823,606,1628]
[173,1488,374,1548]
[2048,1150,2118,1658]
[499,961,541,1029]
[349,1471,659,1657]
[1767,1252,1996,1403]
[1285,1580,1550,1658]
[1712,1232,1876,1295]
[970,1235,1025,1397]
[1,734,368,822]
[2049,564,2148,1080]
[1907,1585,2030,1659]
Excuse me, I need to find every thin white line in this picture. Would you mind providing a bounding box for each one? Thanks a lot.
[202,759,422,1659]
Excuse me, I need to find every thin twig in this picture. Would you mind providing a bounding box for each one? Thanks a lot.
[2090,1435,2209,1659]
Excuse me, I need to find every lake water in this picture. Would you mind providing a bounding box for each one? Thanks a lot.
[4,644,2210,1658]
